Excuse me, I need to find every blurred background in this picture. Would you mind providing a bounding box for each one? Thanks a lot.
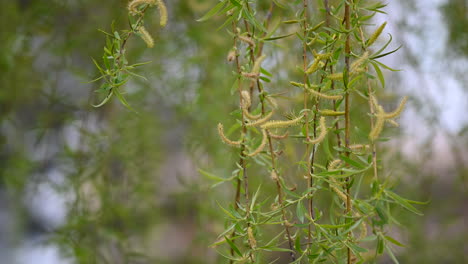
[0,0,466,263]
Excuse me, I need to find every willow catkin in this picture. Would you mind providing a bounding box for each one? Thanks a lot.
[217,123,242,147]
[306,86,343,100]
[381,96,408,119]
[246,111,274,127]
[366,21,387,47]
[156,0,168,27]
[247,129,268,156]
[261,115,303,130]
[308,117,327,144]
[138,26,154,48]
[128,0,155,14]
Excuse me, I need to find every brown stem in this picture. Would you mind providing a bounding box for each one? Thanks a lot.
[244,2,296,261]
[344,1,352,264]
[229,18,250,263]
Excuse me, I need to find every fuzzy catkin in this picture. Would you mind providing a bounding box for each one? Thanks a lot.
[306,86,343,100]
[138,26,154,48]
[367,22,387,47]
[128,0,155,15]
[381,96,408,119]
[247,129,268,156]
[261,115,303,129]
[156,0,168,27]
[246,111,274,127]
[308,117,327,144]
[217,123,242,147]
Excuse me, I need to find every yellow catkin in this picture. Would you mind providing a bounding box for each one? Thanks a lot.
[306,86,343,100]
[242,72,259,79]
[349,144,369,151]
[319,110,345,116]
[269,132,288,140]
[260,115,303,130]
[369,96,407,140]
[128,0,155,15]
[313,50,332,60]
[381,96,408,119]
[351,51,369,72]
[270,170,279,181]
[247,129,268,156]
[359,221,368,240]
[238,35,255,46]
[308,116,327,144]
[328,159,343,170]
[367,21,387,47]
[156,0,168,27]
[369,105,385,141]
[240,90,251,109]
[265,96,278,109]
[138,26,154,48]
[246,111,274,127]
[217,123,242,147]
[247,227,257,249]
[387,119,400,127]
[227,49,236,62]
[327,72,343,80]
[330,178,348,202]
[252,54,266,75]
[243,109,262,120]
[305,59,324,74]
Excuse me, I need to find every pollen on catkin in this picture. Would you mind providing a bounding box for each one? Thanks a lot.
[238,35,255,46]
[247,129,268,156]
[313,50,332,60]
[369,105,385,141]
[319,110,345,116]
[366,21,387,47]
[246,111,274,127]
[265,96,278,109]
[306,86,343,100]
[381,96,408,119]
[227,49,236,62]
[308,116,327,144]
[351,52,369,72]
[327,72,343,80]
[305,59,325,75]
[247,227,257,249]
[243,109,262,120]
[138,26,154,48]
[269,132,288,140]
[156,0,168,27]
[328,159,343,170]
[261,115,303,130]
[217,123,242,147]
[128,0,155,15]
[241,90,251,109]
[252,54,266,75]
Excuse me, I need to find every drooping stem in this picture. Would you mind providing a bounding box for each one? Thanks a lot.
[344,1,352,263]
[244,2,296,260]
[229,18,250,263]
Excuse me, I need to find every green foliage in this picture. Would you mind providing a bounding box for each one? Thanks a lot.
[200,0,421,263]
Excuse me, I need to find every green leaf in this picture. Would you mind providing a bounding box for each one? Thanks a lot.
[114,88,138,113]
[296,200,306,223]
[370,45,402,60]
[370,61,385,88]
[339,155,365,169]
[196,1,227,22]
[224,236,243,257]
[385,190,423,215]
[383,235,406,247]
[92,90,113,108]
[385,244,400,264]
